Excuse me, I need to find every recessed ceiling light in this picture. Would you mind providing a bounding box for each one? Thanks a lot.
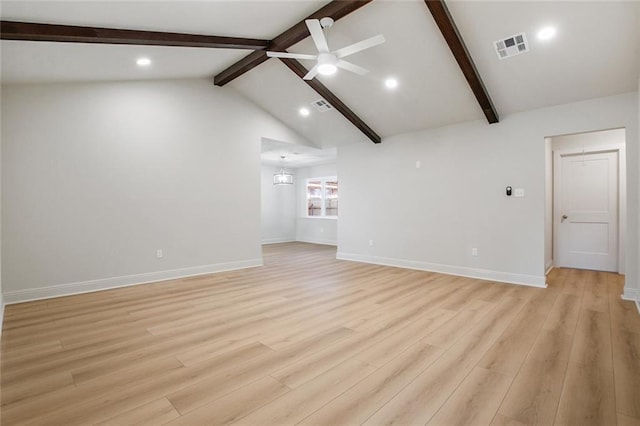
[385,78,398,89]
[299,107,310,117]
[136,57,151,67]
[537,26,556,41]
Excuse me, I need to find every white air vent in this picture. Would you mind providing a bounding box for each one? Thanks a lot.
[312,99,333,112]
[494,33,529,59]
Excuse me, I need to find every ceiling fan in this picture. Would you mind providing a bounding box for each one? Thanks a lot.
[266,17,385,80]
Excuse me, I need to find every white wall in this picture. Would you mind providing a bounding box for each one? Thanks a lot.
[261,164,297,244]
[637,75,640,311]
[544,137,552,272]
[338,92,638,290]
[1,79,308,303]
[296,163,338,246]
[551,128,626,150]
[549,128,627,274]
[0,102,3,329]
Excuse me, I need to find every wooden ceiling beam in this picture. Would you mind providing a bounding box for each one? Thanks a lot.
[214,0,372,86]
[424,0,499,123]
[0,20,270,50]
[280,58,381,144]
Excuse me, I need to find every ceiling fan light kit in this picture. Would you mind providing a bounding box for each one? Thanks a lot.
[317,53,338,75]
[266,17,385,80]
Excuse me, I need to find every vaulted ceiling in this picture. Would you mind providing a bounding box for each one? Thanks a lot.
[2,1,639,150]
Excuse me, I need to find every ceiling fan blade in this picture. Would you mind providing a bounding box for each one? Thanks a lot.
[303,64,319,80]
[266,51,317,60]
[334,34,386,59]
[336,60,369,76]
[306,19,330,53]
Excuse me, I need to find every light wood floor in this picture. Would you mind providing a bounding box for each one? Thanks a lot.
[1,242,639,425]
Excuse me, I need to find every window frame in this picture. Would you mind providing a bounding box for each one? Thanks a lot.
[306,176,338,219]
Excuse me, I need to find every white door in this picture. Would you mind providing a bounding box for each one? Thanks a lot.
[555,151,618,272]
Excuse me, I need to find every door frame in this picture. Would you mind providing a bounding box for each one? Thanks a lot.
[553,142,626,273]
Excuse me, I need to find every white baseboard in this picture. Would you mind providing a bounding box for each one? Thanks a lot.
[336,252,547,288]
[297,238,337,247]
[0,293,4,337]
[262,238,337,246]
[621,287,640,314]
[622,287,637,301]
[2,258,263,305]
[261,237,296,245]
[545,260,554,275]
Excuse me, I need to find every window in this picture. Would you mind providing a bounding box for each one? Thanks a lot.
[307,177,338,217]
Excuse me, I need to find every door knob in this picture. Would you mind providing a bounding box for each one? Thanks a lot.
[562,214,568,220]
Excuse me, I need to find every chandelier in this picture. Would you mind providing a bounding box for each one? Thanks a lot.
[273,156,293,185]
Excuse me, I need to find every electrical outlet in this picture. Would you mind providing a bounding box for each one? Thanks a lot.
[369,239,374,247]
[472,247,478,256]
[514,188,525,197]
[156,249,163,259]
[415,161,421,169]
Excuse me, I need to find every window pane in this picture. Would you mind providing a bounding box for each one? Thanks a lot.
[308,197,322,216]
[325,181,338,197]
[325,198,338,216]
[307,180,322,216]
[306,178,338,217]
[307,181,322,197]
[325,180,338,216]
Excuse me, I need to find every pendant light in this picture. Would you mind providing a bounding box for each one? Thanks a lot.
[273,156,293,185]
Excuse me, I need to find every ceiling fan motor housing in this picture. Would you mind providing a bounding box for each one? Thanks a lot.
[317,52,338,75]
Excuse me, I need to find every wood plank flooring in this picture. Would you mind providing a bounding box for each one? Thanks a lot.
[1,242,639,425]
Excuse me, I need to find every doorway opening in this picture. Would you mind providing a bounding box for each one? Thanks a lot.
[545,128,626,274]
[259,137,338,247]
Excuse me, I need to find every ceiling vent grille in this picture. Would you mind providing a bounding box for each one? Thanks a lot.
[312,99,333,112]
[494,33,529,59]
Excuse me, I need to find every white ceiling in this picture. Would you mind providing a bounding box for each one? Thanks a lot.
[2,0,639,149]
[261,137,337,168]
[0,0,326,83]
[448,1,640,115]
[0,41,251,83]
[0,1,327,38]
